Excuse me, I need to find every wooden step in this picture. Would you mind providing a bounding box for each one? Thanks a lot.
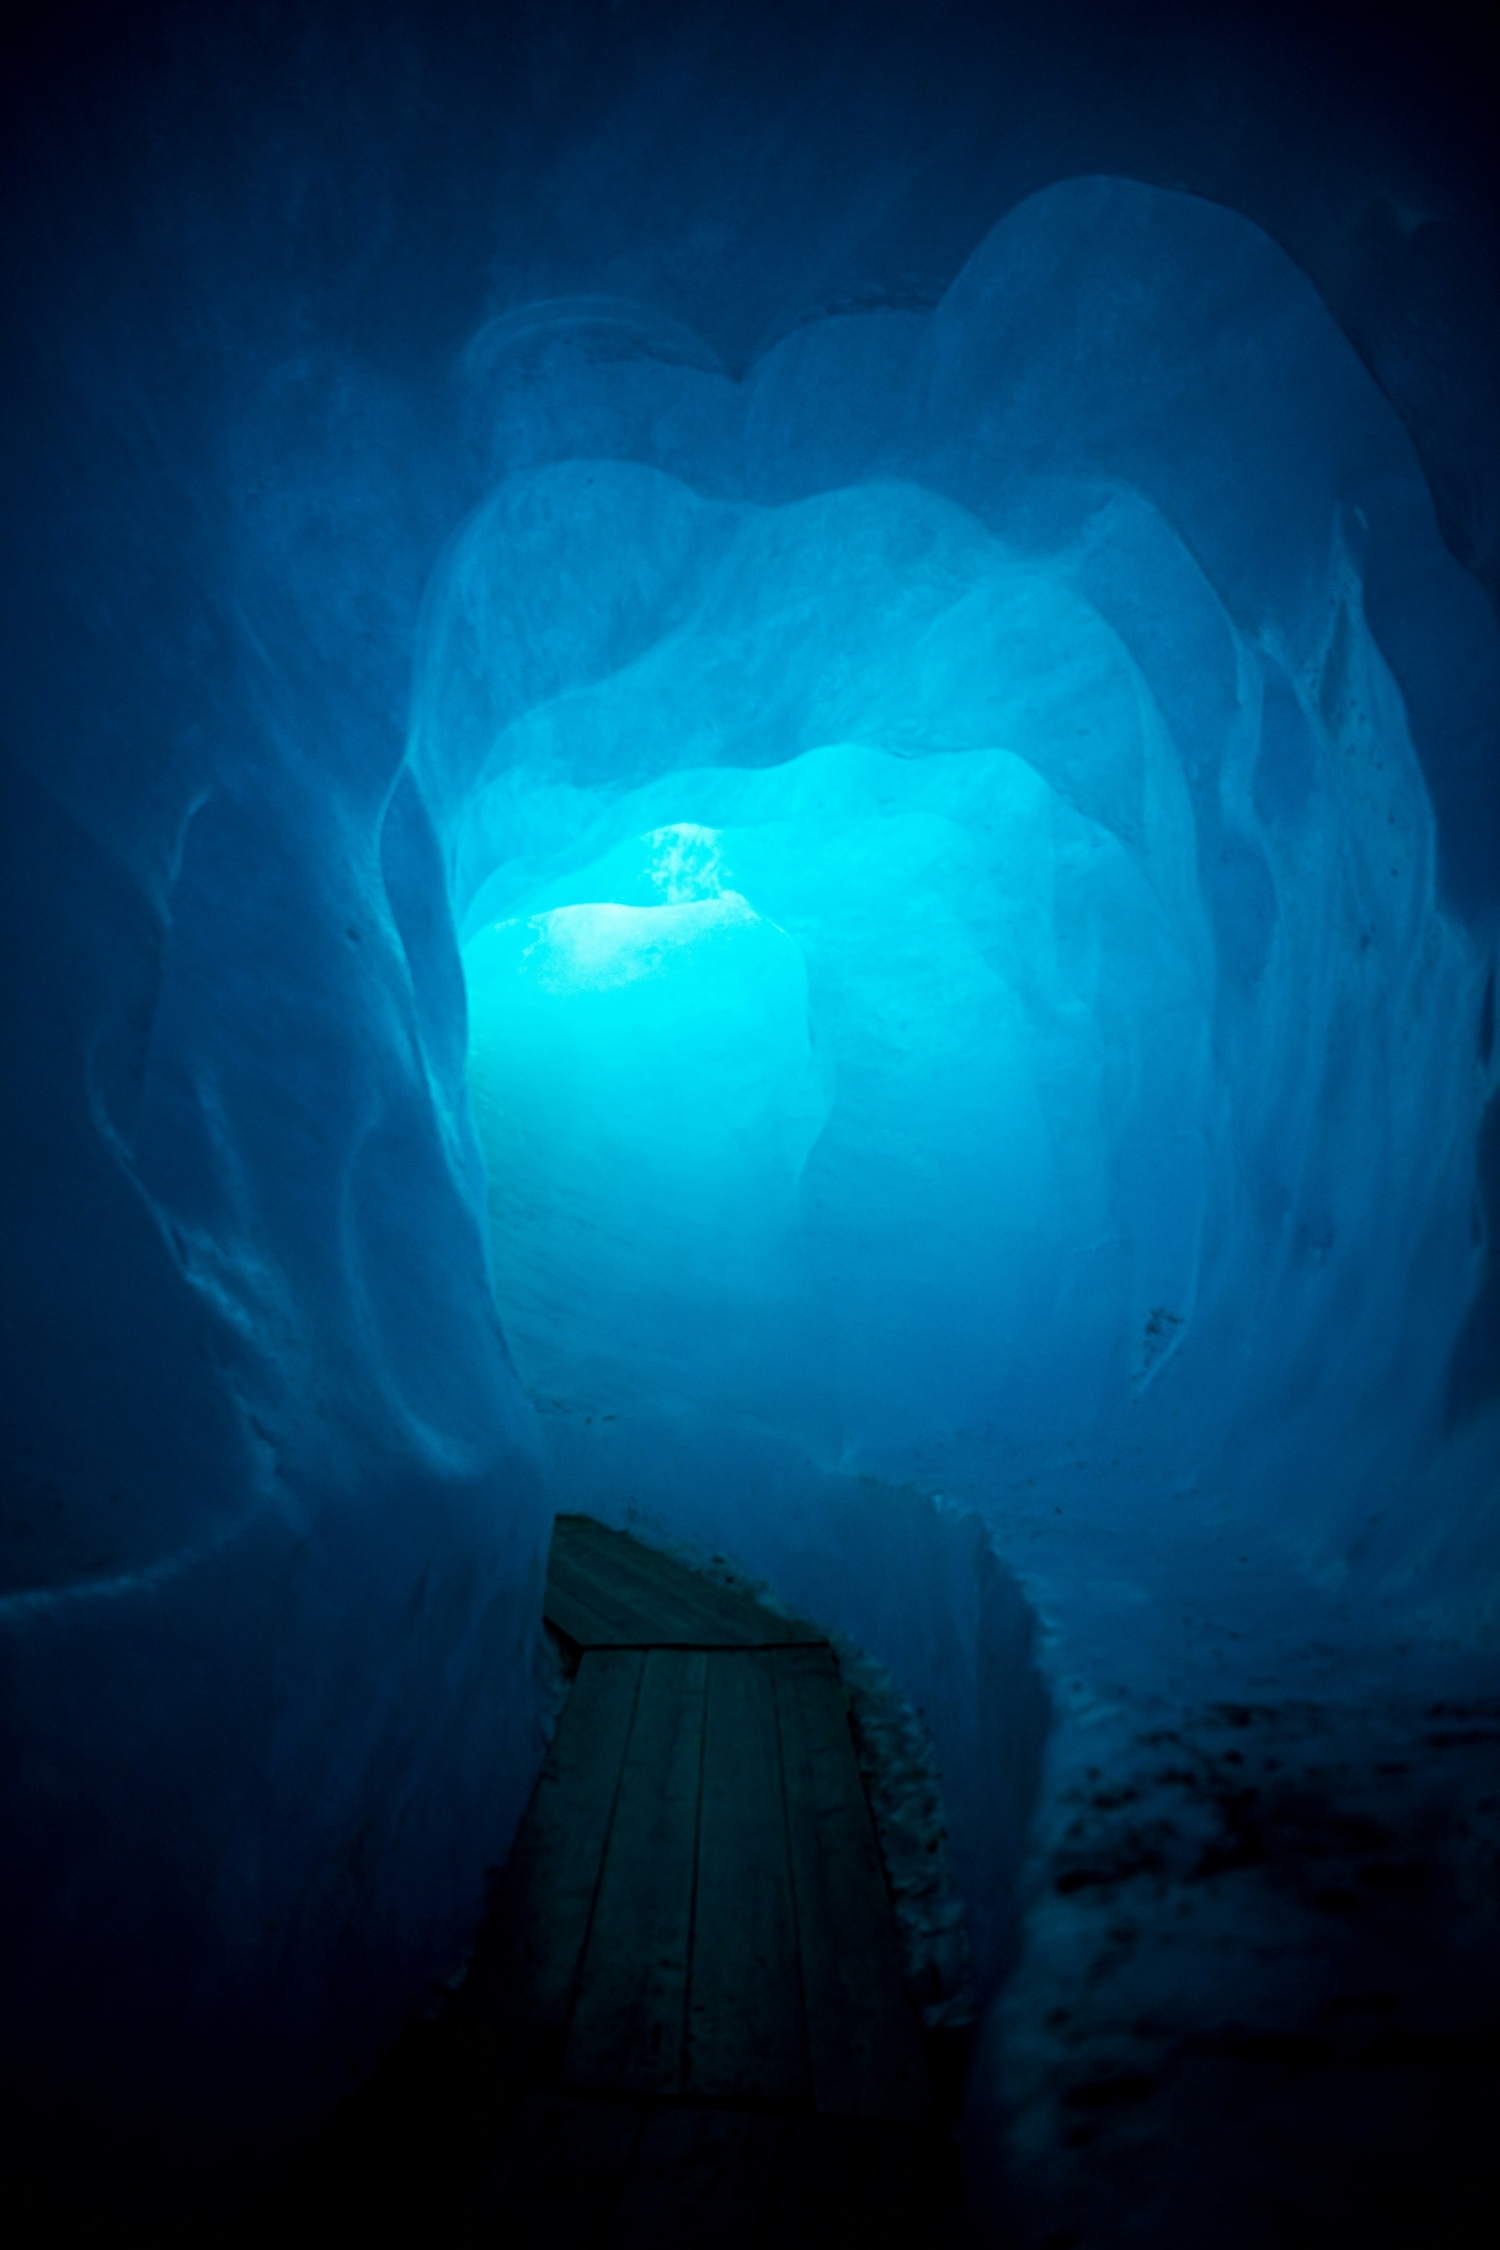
[272,1514,955,2245]
[543,1514,824,1650]
[477,1516,935,2127]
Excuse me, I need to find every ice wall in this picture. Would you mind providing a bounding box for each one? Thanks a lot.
[430,178,1493,1575]
[4,12,1496,2211]
[0,317,552,2224]
[408,178,1500,2008]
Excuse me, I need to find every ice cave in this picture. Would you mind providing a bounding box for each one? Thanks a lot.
[3,4,1497,2243]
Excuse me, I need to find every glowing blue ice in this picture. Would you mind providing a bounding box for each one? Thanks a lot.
[433,448,1482,1562]
[8,171,1498,2198]
[414,203,1499,2015]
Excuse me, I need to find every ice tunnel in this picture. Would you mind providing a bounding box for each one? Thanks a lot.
[426,178,1497,2212]
[4,11,1499,2242]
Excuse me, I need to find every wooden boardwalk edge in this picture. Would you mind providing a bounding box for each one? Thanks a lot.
[258,1513,965,2247]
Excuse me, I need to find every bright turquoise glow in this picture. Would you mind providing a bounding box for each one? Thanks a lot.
[463,732,1219,1445]
[418,177,1497,2015]
[441,449,1478,1523]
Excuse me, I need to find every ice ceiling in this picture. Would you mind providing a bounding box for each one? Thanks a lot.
[428,179,1492,1571]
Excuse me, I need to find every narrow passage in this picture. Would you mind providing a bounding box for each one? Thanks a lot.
[281,1517,961,2246]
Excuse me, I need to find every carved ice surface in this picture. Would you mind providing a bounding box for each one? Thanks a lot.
[428,180,1498,1997]
[466,721,1212,1446]
[6,168,1498,2206]
[439,445,1481,1561]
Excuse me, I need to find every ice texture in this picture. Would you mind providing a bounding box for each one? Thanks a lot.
[419,182,1500,2014]
[0,358,552,2206]
[5,167,1498,2217]
[433,185,1491,1587]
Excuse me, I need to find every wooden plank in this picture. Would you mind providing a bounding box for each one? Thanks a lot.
[548,1523,703,1644]
[549,1520,756,1645]
[548,1515,823,1646]
[562,1648,707,2094]
[461,1648,644,2030]
[540,1575,633,1653]
[579,1522,818,1644]
[607,2106,785,2250]
[773,1646,934,2123]
[687,1651,807,2103]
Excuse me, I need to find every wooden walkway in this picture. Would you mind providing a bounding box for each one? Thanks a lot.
[274,1517,961,2247]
